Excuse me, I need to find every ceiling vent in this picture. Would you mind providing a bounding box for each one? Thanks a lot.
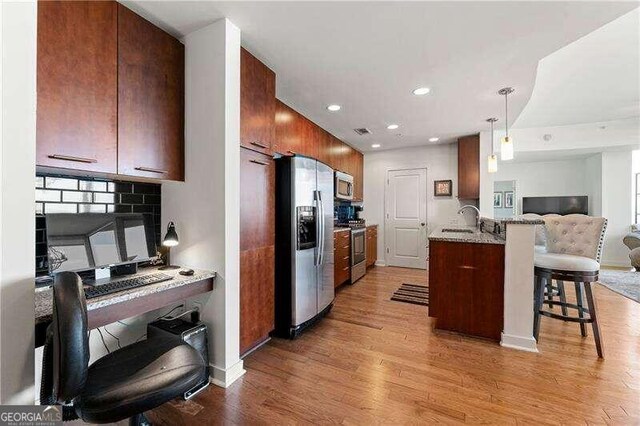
[353,128,372,136]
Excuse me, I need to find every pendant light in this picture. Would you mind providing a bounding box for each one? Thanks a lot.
[486,118,498,173]
[498,87,515,161]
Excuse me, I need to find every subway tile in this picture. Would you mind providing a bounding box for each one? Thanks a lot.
[107,182,115,192]
[144,194,161,205]
[36,176,44,188]
[78,204,106,213]
[35,203,43,214]
[93,192,115,204]
[36,242,48,257]
[113,204,132,213]
[45,177,78,190]
[114,182,133,193]
[107,204,115,213]
[133,204,153,213]
[120,193,144,204]
[79,180,107,192]
[36,215,46,229]
[36,189,61,202]
[133,182,160,195]
[62,191,92,203]
[36,230,46,243]
[44,203,77,213]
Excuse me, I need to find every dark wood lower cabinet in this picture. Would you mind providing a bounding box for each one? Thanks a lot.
[334,231,351,288]
[240,246,275,355]
[366,225,378,268]
[428,240,504,341]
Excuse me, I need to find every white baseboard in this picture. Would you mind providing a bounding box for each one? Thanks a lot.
[374,260,386,267]
[210,359,246,388]
[500,332,538,353]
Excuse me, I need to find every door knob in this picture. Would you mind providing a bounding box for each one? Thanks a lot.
[420,223,426,226]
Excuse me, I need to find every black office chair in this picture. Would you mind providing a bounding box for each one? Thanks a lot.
[40,272,207,424]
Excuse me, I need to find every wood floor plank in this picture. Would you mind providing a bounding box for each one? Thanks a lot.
[148,266,640,424]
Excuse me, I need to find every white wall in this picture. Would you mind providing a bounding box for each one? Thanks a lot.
[162,19,244,388]
[601,150,634,267]
[491,157,590,215]
[585,153,603,216]
[363,143,472,264]
[0,0,37,404]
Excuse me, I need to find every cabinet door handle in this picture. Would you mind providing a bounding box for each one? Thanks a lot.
[286,150,296,156]
[48,154,97,164]
[135,166,167,174]
[249,159,269,166]
[251,141,268,149]
[343,256,349,260]
[343,245,349,249]
[343,267,350,271]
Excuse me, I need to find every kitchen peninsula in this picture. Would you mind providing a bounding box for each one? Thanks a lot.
[428,218,543,351]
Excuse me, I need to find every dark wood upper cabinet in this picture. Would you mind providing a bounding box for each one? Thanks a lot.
[317,129,332,166]
[37,1,118,173]
[241,48,275,155]
[353,150,364,202]
[117,4,184,181]
[457,134,480,199]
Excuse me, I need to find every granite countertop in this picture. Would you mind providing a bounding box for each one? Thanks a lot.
[334,227,351,233]
[428,225,505,245]
[35,266,216,325]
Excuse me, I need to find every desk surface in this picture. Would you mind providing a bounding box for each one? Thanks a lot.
[35,266,216,326]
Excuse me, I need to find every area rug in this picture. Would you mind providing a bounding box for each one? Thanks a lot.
[391,283,429,306]
[598,269,640,303]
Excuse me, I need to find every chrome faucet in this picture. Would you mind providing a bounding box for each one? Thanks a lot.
[458,205,481,228]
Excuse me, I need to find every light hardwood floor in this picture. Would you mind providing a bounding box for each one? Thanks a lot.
[148,266,640,425]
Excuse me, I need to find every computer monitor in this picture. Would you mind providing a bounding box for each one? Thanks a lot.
[46,213,157,274]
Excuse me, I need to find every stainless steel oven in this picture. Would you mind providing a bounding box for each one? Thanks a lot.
[334,171,353,201]
[351,228,366,283]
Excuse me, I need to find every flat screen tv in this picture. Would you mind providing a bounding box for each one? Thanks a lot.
[522,196,588,216]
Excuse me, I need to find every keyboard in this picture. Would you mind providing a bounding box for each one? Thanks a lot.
[84,273,173,299]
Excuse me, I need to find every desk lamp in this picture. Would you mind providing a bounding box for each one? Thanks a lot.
[159,221,180,270]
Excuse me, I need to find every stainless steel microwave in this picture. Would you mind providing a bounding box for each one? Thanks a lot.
[334,171,353,201]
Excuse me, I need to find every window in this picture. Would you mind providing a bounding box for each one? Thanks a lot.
[636,173,640,224]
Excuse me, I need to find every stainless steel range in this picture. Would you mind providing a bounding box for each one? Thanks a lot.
[350,227,366,283]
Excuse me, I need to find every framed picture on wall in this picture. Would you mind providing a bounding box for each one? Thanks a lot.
[493,191,503,208]
[504,191,514,209]
[434,180,453,197]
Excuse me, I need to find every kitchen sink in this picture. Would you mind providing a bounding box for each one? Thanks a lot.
[442,228,474,234]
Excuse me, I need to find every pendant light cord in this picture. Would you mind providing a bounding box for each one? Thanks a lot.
[504,92,509,138]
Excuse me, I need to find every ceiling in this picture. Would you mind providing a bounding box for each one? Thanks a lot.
[123,1,638,152]
[514,8,640,129]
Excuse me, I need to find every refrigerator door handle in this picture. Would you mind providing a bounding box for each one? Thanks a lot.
[318,190,324,265]
[313,190,321,266]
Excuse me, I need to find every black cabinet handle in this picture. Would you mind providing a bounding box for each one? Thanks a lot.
[250,141,268,149]
[48,154,97,164]
[135,166,167,174]
[249,159,269,166]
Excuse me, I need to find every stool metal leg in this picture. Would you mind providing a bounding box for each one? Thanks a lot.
[584,282,604,358]
[575,282,587,337]
[533,275,546,340]
[557,280,568,318]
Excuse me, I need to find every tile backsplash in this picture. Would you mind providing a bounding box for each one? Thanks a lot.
[35,175,162,275]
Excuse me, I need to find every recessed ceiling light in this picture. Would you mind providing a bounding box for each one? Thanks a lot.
[429,137,439,142]
[387,124,399,130]
[371,144,381,148]
[412,87,431,96]
[327,104,341,112]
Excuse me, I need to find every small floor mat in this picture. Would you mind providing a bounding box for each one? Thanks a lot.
[391,283,429,306]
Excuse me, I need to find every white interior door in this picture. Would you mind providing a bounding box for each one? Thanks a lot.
[385,168,428,269]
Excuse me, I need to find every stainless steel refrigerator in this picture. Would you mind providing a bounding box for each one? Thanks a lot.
[275,155,334,338]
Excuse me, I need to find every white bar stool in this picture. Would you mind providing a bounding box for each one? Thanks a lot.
[533,215,607,358]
